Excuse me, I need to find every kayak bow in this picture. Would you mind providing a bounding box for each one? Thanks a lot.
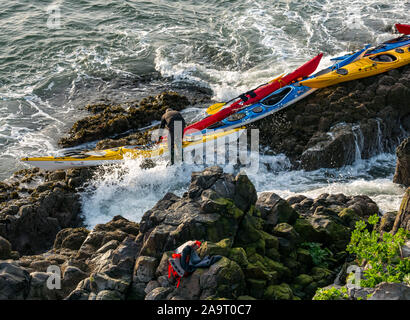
[301,45,410,88]
[396,24,410,35]
[183,53,323,134]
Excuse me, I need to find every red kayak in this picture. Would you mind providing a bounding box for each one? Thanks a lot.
[184,53,323,134]
[396,24,410,35]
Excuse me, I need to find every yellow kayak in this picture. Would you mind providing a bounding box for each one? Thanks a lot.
[300,45,410,88]
[21,128,245,170]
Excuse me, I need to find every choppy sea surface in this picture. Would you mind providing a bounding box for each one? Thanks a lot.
[0,0,408,226]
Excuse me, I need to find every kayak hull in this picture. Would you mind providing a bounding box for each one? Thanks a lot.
[301,45,410,88]
[21,128,245,170]
[198,85,316,134]
[194,47,366,134]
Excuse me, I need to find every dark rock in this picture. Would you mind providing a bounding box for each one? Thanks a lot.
[256,192,299,228]
[0,169,84,255]
[145,287,173,300]
[62,266,88,296]
[199,257,245,299]
[134,256,159,283]
[138,167,255,259]
[53,228,90,251]
[0,166,391,301]
[264,283,294,300]
[300,123,357,170]
[65,289,90,300]
[272,223,301,245]
[338,208,361,229]
[144,280,160,294]
[27,271,60,300]
[308,215,351,251]
[393,138,410,187]
[47,171,66,181]
[96,290,122,300]
[0,262,30,299]
[0,236,12,259]
[59,91,190,148]
[379,211,397,233]
[402,240,410,258]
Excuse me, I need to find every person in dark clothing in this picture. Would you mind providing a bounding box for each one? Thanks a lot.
[159,108,186,165]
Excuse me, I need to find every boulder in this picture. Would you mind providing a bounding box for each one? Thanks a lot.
[53,228,90,251]
[62,266,88,296]
[264,283,294,300]
[199,257,245,299]
[88,272,129,294]
[307,215,351,251]
[144,280,160,294]
[0,236,12,260]
[27,271,60,300]
[368,282,410,300]
[300,123,358,170]
[379,211,397,233]
[401,240,410,258]
[96,290,122,300]
[134,256,159,283]
[0,262,30,299]
[256,192,299,228]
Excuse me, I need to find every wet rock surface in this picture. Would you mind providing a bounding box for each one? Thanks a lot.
[2,166,406,300]
[0,167,94,255]
[58,91,192,148]
[251,65,410,170]
[1,70,410,300]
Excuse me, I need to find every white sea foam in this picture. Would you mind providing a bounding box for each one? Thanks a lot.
[80,148,404,228]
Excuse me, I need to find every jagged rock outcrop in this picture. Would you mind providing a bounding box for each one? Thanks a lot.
[58,91,191,148]
[0,166,382,300]
[394,138,410,187]
[0,168,93,255]
[251,65,410,170]
[0,262,31,299]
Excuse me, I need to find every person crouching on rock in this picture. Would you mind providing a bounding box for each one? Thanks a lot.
[158,108,186,165]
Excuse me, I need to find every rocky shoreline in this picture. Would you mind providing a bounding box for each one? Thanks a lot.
[0,165,409,300]
[0,68,410,300]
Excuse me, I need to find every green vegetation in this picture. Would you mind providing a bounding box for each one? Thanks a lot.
[313,286,348,300]
[314,214,410,299]
[346,214,409,288]
[302,242,333,268]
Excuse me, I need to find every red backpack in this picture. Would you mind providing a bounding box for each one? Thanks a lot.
[168,240,201,288]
